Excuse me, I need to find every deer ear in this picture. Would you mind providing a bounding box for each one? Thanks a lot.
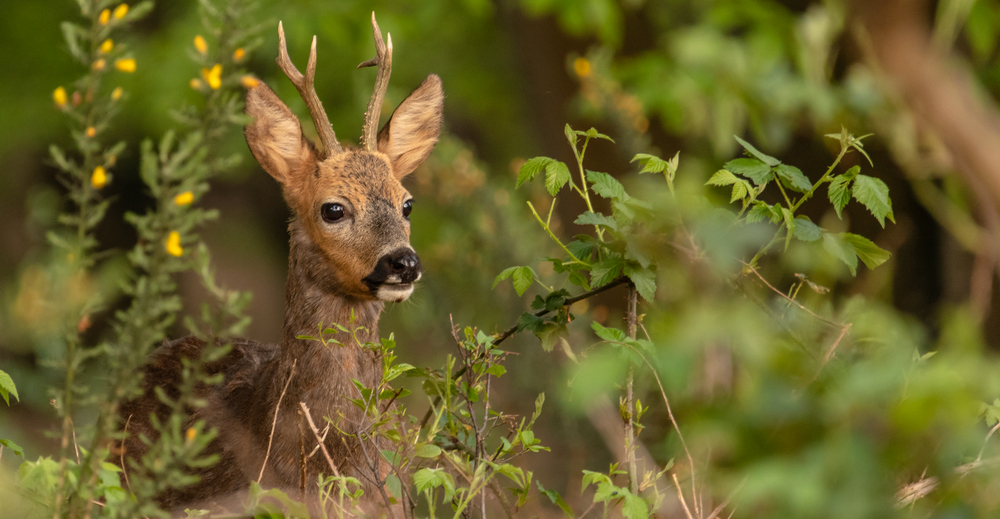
[244,83,318,186]
[377,74,444,179]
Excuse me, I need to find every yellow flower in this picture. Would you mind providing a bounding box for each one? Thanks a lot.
[201,64,222,89]
[190,78,203,90]
[185,427,196,444]
[194,35,207,55]
[115,58,136,73]
[240,75,260,88]
[165,231,183,257]
[114,4,129,19]
[53,87,67,108]
[91,166,108,188]
[86,127,97,137]
[100,39,113,53]
[93,59,106,71]
[573,57,591,78]
[233,48,245,61]
[173,191,194,206]
[99,9,111,24]
[111,87,123,100]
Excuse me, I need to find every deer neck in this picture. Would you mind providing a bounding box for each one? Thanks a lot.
[278,219,384,388]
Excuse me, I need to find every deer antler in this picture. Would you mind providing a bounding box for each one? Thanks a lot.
[276,21,342,158]
[357,12,393,151]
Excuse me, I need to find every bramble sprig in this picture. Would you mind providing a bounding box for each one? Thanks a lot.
[708,127,893,275]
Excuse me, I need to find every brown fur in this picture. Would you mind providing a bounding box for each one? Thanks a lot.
[117,69,444,515]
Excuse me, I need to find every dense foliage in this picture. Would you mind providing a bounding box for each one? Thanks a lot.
[4,0,1000,518]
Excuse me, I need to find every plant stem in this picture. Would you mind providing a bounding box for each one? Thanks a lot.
[573,136,605,241]
[527,201,584,264]
[746,145,850,268]
[625,284,638,495]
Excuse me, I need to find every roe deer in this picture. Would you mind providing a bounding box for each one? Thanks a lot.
[117,13,443,515]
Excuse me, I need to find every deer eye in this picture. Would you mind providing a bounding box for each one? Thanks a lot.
[403,199,413,219]
[321,203,345,223]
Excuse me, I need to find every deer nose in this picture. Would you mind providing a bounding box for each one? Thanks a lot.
[386,248,421,283]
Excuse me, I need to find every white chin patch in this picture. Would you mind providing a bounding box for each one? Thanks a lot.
[376,283,415,303]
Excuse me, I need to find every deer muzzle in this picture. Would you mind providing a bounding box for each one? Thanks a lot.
[363,247,422,302]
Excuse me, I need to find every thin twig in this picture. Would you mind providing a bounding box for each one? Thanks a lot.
[742,262,843,328]
[121,414,132,492]
[258,359,297,483]
[299,401,341,477]
[672,473,695,519]
[419,276,630,430]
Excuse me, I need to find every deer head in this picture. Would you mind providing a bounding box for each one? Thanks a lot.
[244,14,443,303]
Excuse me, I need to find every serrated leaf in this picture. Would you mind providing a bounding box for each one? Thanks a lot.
[622,491,649,519]
[734,135,780,166]
[544,160,571,196]
[512,266,534,296]
[631,153,666,174]
[781,207,795,251]
[624,265,656,301]
[0,370,18,406]
[537,323,568,353]
[842,233,891,269]
[852,174,895,227]
[823,232,858,276]
[590,255,624,287]
[792,216,821,242]
[827,174,853,219]
[724,158,772,185]
[592,322,627,343]
[575,212,617,232]
[706,169,738,187]
[775,164,812,193]
[730,179,751,203]
[517,157,553,188]
[745,202,772,224]
[587,170,627,201]
[492,266,518,289]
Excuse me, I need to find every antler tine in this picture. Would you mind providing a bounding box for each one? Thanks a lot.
[358,12,393,151]
[276,21,342,157]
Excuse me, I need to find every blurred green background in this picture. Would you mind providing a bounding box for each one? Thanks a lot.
[6,0,1000,516]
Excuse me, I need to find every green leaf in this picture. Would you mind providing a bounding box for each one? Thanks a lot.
[587,170,628,201]
[624,265,656,302]
[781,207,795,251]
[537,323,568,353]
[823,233,858,276]
[621,491,649,519]
[706,169,739,187]
[492,266,518,289]
[0,438,24,458]
[842,233,891,269]
[631,153,667,174]
[827,169,856,219]
[544,160,571,196]
[575,212,617,232]
[774,164,812,193]
[415,444,442,458]
[852,174,895,227]
[517,157,554,188]
[792,216,821,242]
[734,135,780,166]
[0,370,18,406]
[583,127,615,142]
[592,322,627,343]
[537,482,575,518]
[746,202,781,224]
[724,158,772,185]
[512,266,535,296]
[590,255,624,287]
